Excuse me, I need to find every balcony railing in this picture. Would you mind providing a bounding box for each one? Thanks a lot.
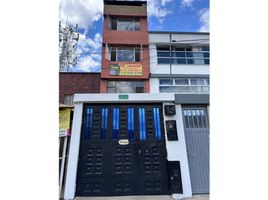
[157,50,210,65]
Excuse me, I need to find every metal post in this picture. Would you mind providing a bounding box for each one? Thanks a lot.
[169,34,173,92]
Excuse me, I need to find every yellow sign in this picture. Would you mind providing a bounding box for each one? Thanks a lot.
[110,63,143,76]
[59,109,71,137]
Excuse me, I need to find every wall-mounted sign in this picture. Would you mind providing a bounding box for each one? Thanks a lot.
[119,139,129,145]
[59,109,71,137]
[119,94,128,100]
[110,63,143,76]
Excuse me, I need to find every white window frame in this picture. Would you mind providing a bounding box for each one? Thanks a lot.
[159,78,210,94]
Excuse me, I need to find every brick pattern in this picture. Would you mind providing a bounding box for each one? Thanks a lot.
[59,73,100,103]
[101,2,150,93]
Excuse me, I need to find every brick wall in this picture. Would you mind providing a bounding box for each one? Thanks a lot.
[59,73,100,104]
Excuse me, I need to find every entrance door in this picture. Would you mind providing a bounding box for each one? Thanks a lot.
[182,107,209,194]
[76,104,169,196]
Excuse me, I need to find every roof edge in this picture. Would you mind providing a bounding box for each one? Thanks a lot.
[149,31,209,35]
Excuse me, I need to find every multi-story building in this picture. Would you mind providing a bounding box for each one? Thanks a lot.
[63,1,209,200]
[100,0,150,93]
[149,31,210,194]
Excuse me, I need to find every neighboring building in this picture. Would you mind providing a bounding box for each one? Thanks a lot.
[100,0,150,93]
[59,72,100,199]
[149,31,210,194]
[59,72,100,105]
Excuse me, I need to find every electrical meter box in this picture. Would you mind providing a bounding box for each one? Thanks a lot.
[166,120,178,141]
[164,105,176,116]
[168,161,183,194]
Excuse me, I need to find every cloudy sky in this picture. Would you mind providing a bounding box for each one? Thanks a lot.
[59,0,209,72]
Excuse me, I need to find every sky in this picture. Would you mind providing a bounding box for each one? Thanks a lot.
[59,0,209,72]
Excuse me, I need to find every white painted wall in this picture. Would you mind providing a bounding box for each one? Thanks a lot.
[149,33,209,44]
[74,93,174,103]
[163,103,192,199]
[149,78,159,93]
[64,102,83,200]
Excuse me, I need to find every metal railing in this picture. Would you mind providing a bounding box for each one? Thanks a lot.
[157,50,210,65]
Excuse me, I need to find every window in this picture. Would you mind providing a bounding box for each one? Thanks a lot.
[64,94,74,106]
[111,17,140,31]
[159,78,210,94]
[183,109,209,128]
[107,81,144,93]
[157,45,209,65]
[110,47,141,62]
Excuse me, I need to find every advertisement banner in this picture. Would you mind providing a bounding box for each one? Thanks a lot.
[59,109,71,137]
[110,63,143,76]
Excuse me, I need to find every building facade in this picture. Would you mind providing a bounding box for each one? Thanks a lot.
[149,31,210,194]
[59,72,100,105]
[63,1,209,200]
[100,0,150,93]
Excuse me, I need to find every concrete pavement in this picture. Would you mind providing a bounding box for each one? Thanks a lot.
[75,194,209,200]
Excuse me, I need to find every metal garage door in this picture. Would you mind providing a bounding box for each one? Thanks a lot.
[76,104,169,196]
[182,107,209,194]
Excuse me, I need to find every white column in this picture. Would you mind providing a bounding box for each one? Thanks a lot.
[64,102,83,200]
[163,103,192,199]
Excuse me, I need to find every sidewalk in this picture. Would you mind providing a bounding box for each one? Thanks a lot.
[75,194,209,200]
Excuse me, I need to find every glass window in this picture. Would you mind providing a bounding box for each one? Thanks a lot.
[159,79,172,85]
[157,45,209,65]
[64,95,74,106]
[159,86,171,93]
[116,18,140,31]
[135,48,141,62]
[158,58,170,64]
[190,79,205,85]
[117,47,134,62]
[159,78,210,94]
[110,47,140,62]
[107,81,144,93]
[172,86,190,93]
[117,18,133,31]
[173,58,186,64]
[111,18,117,30]
[157,51,169,57]
[133,19,140,31]
[111,47,116,61]
[175,79,189,85]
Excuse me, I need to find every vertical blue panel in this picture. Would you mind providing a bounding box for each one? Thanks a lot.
[139,108,142,140]
[85,108,93,140]
[156,108,161,140]
[153,108,157,138]
[112,108,119,139]
[153,107,161,140]
[101,108,108,139]
[127,108,134,140]
[139,108,146,140]
[143,108,146,140]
